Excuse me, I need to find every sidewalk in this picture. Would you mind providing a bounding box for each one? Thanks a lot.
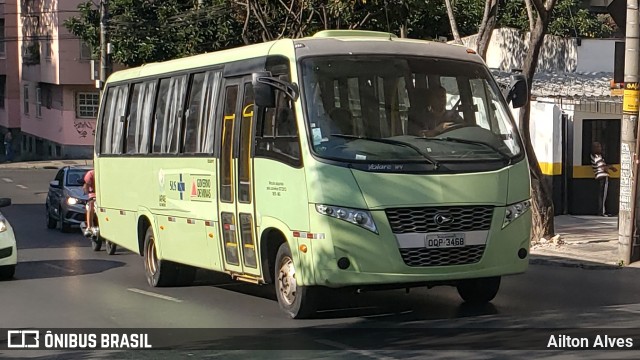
[530,215,637,269]
[0,159,92,170]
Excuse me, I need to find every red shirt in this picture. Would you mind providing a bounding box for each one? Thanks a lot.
[84,170,95,198]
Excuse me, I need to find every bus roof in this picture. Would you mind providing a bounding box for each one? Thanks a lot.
[105,31,483,84]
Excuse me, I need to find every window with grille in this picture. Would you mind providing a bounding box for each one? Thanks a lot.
[76,92,100,118]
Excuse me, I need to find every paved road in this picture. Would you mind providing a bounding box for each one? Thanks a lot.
[2,169,640,359]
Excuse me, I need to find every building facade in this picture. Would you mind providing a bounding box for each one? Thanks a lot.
[0,0,22,160]
[16,0,98,160]
[480,29,624,216]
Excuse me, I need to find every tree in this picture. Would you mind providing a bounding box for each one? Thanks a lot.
[65,0,244,67]
[444,0,463,44]
[475,0,500,58]
[520,0,560,241]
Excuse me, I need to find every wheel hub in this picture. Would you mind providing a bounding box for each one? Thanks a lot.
[278,257,297,305]
[145,238,158,275]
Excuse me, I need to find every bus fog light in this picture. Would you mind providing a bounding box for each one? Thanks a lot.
[315,204,378,233]
[518,248,528,259]
[503,199,531,228]
[337,257,351,269]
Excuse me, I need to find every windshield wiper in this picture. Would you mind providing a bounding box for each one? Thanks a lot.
[331,134,440,168]
[416,136,513,164]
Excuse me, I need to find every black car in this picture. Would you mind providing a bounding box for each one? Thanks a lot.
[46,166,92,232]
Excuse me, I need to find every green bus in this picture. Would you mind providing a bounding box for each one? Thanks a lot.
[94,30,532,318]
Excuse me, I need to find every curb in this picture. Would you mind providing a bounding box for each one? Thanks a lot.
[529,255,622,270]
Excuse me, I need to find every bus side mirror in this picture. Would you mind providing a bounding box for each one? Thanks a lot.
[507,74,528,109]
[253,71,276,108]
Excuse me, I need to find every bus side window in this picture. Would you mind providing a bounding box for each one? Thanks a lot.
[100,84,129,154]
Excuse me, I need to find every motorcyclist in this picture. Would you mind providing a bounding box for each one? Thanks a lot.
[83,169,96,237]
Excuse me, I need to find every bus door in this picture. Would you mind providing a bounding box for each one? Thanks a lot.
[218,76,261,278]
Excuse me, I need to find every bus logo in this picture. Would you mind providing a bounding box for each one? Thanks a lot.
[434,213,454,226]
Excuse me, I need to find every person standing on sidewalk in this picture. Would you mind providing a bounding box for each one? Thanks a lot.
[3,129,13,162]
[590,141,617,216]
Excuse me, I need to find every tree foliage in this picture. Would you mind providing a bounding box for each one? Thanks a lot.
[65,0,494,66]
[499,0,616,38]
[65,0,244,67]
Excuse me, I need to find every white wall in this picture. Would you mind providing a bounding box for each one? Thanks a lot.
[576,39,617,73]
[461,28,618,74]
[527,101,563,165]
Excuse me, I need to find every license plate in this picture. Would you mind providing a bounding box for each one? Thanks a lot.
[425,233,465,248]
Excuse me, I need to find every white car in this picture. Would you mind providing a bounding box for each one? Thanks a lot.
[0,198,16,280]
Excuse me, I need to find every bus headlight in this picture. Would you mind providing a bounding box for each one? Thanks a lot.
[67,197,79,205]
[0,217,7,233]
[503,199,531,228]
[315,204,378,233]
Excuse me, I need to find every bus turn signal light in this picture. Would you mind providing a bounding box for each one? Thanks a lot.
[299,244,308,253]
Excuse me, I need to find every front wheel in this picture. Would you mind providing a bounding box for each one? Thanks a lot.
[58,207,71,233]
[46,206,56,229]
[274,242,318,319]
[456,276,501,304]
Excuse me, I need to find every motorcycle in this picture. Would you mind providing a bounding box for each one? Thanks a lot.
[80,200,116,255]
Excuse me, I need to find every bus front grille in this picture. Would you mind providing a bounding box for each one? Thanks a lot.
[399,245,485,267]
[385,206,494,234]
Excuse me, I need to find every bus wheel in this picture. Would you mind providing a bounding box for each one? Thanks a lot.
[456,276,501,304]
[143,227,175,287]
[106,241,117,255]
[275,242,318,319]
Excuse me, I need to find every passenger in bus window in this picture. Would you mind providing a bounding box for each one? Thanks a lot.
[590,141,617,217]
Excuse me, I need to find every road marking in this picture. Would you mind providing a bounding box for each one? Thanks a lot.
[16,185,28,189]
[316,339,397,360]
[613,306,640,314]
[44,263,75,273]
[2,178,13,183]
[127,288,183,303]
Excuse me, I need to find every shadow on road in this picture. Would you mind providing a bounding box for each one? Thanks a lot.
[10,259,127,280]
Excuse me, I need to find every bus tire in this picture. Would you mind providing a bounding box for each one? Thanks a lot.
[274,242,318,319]
[456,276,501,304]
[143,226,177,287]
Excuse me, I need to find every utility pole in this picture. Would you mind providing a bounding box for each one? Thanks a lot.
[619,0,640,265]
[99,0,112,91]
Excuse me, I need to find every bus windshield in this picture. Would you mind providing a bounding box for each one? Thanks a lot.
[300,55,523,164]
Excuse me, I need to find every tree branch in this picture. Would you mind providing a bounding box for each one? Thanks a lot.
[524,0,535,32]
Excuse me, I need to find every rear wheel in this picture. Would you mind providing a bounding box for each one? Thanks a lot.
[91,238,103,251]
[105,240,117,255]
[143,226,180,287]
[456,276,501,304]
[0,265,15,280]
[274,242,318,319]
